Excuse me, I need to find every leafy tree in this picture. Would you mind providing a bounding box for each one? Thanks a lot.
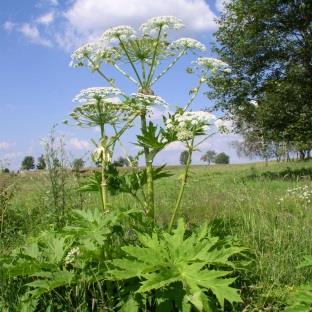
[201,150,216,165]
[113,156,129,167]
[36,154,46,170]
[72,158,85,172]
[179,150,190,165]
[1,168,10,173]
[21,156,35,170]
[209,0,312,158]
[215,152,230,164]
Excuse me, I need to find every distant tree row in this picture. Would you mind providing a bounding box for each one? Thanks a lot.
[180,150,230,165]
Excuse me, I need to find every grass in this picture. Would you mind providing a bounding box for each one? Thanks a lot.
[1,160,312,310]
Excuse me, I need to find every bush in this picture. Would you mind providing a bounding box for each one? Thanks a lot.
[215,153,230,164]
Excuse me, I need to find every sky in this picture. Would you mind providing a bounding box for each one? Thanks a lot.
[0,0,249,170]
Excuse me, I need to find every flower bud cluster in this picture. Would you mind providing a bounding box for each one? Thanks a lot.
[64,247,80,266]
[102,26,136,42]
[166,111,216,141]
[130,93,167,113]
[195,57,231,74]
[140,16,184,35]
[215,119,232,134]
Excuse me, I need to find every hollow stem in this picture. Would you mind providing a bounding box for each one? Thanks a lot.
[168,138,194,232]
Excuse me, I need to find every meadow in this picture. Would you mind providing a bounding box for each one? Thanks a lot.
[1,160,311,311]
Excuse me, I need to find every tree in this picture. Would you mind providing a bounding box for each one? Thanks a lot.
[201,150,216,165]
[209,0,312,158]
[72,158,85,172]
[37,154,46,170]
[215,152,230,164]
[21,156,35,170]
[180,150,190,165]
[113,156,129,167]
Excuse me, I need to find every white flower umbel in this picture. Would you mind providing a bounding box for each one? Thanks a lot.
[166,111,216,141]
[70,42,120,70]
[71,87,124,127]
[195,57,231,73]
[130,93,168,112]
[73,87,122,104]
[140,16,184,35]
[169,38,206,52]
[102,25,136,42]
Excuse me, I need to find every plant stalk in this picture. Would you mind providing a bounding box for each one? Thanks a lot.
[168,138,194,232]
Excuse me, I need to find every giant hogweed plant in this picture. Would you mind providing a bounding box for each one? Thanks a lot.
[67,15,231,224]
[0,16,244,311]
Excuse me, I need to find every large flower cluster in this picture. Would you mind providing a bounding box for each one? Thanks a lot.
[71,87,124,127]
[195,57,231,73]
[102,25,136,42]
[166,111,216,141]
[70,43,120,69]
[140,16,184,35]
[73,87,122,103]
[169,38,206,51]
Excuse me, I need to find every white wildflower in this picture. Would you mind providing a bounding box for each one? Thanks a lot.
[140,16,184,35]
[166,111,216,141]
[102,25,136,42]
[195,57,231,73]
[169,38,206,51]
[73,87,122,104]
[131,93,167,111]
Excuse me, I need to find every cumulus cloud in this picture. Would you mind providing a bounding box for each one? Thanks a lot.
[18,23,53,47]
[68,137,91,150]
[5,0,218,51]
[36,11,55,25]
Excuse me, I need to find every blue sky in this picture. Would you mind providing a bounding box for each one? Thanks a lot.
[0,0,247,169]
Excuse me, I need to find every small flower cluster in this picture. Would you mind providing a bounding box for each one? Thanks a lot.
[130,93,167,112]
[166,111,216,141]
[279,185,312,208]
[169,38,206,51]
[73,87,122,103]
[102,25,136,42]
[140,16,184,35]
[195,57,231,74]
[64,247,80,266]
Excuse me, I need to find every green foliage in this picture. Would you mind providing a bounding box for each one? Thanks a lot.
[21,156,35,170]
[109,219,245,311]
[72,158,85,172]
[36,154,46,170]
[210,0,312,157]
[201,150,217,165]
[285,256,312,312]
[215,153,230,165]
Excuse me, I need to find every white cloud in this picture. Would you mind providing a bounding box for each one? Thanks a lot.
[3,21,16,32]
[6,0,218,51]
[36,12,55,25]
[18,23,53,47]
[68,137,91,150]
[64,0,217,40]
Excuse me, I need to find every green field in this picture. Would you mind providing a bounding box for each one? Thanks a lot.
[1,160,312,310]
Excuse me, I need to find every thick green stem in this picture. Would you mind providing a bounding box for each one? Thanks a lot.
[100,125,108,212]
[168,139,194,232]
[140,113,155,221]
